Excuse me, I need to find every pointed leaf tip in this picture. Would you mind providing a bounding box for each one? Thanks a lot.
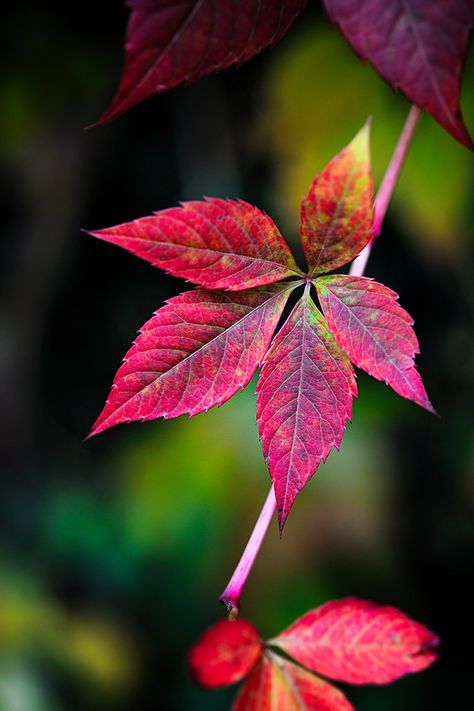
[89,286,292,437]
[300,122,374,277]
[273,597,439,685]
[323,0,473,149]
[316,275,435,413]
[97,0,307,124]
[86,199,302,291]
[256,290,356,530]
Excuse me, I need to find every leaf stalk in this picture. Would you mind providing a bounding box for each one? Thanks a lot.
[220,104,422,617]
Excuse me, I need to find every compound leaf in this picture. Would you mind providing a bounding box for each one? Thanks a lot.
[98,0,307,124]
[256,288,356,531]
[272,597,439,685]
[189,619,262,688]
[89,285,292,437]
[316,275,434,412]
[324,0,474,148]
[300,122,373,276]
[88,198,302,291]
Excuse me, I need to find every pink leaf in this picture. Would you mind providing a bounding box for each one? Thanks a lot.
[88,198,302,291]
[233,654,354,710]
[89,285,292,437]
[256,288,357,531]
[300,122,374,276]
[323,0,473,148]
[98,0,307,124]
[188,619,262,688]
[315,275,435,413]
[272,597,439,685]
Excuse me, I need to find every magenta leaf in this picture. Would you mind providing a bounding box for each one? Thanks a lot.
[300,122,373,276]
[256,287,357,530]
[89,285,293,437]
[88,199,302,291]
[315,275,434,413]
[324,0,473,149]
[98,0,307,124]
[272,597,439,685]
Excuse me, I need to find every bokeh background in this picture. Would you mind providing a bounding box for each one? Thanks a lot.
[1,3,473,709]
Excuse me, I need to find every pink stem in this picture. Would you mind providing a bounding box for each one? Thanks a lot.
[220,486,276,619]
[350,105,422,277]
[220,105,422,619]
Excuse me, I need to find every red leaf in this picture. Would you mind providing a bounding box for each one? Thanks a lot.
[88,199,302,291]
[256,288,357,531]
[315,275,434,413]
[300,122,373,276]
[323,0,473,148]
[272,597,439,685]
[89,285,292,437]
[233,654,354,710]
[98,0,307,124]
[189,619,262,688]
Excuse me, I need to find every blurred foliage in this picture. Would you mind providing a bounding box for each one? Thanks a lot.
[255,22,474,261]
[1,3,473,710]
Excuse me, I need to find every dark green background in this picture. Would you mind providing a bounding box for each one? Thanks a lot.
[1,3,473,709]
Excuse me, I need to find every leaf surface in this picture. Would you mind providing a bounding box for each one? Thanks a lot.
[272,597,439,685]
[89,285,292,437]
[256,289,356,530]
[98,0,307,124]
[316,275,434,412]
[300,123,373,276]
[233,654,354,710]
[88,199,302,291]
[189,619,262,688]
[323,0,473,148]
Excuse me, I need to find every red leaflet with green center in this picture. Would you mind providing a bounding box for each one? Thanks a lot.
[88,122,434,528]
[315,275,435,413]
[256,288,356,531]
[88,199,302,291]
[89,285,292,437]
[323,0,473,148]
[97,0,307,124]
[188,619,262,688]
[272,598,439,685]
[233,654,354,711]
[300,123,373,276]
[189,598,438,708]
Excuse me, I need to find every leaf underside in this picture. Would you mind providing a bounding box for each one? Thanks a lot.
[89,285,292,437]
[233,654,354,711]
[97,0,308,124]
[88,198,302,291]
[256,289,357,531]
[323,0,474,148]
[316,275,434,413]
[300,122,373,275]
[272,597,439,685]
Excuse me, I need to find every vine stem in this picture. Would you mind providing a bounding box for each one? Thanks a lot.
[350,105,422,277]
[219,105,422,619]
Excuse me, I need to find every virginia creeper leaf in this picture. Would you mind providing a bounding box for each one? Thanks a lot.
[256,288,357,531]
[300,122,373,276]
[89,285,292,437]
[233,654,354,711]
[98,0,308,124]
[88,199,302,291]
[272,597,439,685]
[323,0,474,149]
[315,275,434,413]
[189,619,262,688]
